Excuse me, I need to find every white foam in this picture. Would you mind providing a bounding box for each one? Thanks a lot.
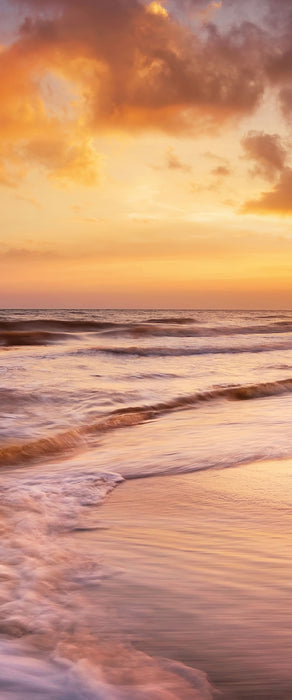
[0,469,215,698]
[0,471,122,638]
[0,638,214,699]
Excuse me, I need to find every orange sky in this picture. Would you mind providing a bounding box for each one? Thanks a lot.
[0,0,291,307]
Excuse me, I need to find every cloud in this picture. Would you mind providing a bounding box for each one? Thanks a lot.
[28,7,266,130]
[4,2,268,124]
[279,87,292,118]
[22,137,102,185]
[211,165,230,177]
[189,181,217,193]
[0,246,62,261]
[0,167,18,188]
[15,193,43,208]
[199,1,222,24]
[241,129,292,215]
[0,0,290,185]
[265,1,292,105]
[0,35,102,186]
[71,215,104,224]
[163,147,192,173]
[242,168,292,215]
[266,24,292,84]
[146,2,168,18]
[241,130,287,180]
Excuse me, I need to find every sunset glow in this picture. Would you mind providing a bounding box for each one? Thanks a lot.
[1,0,291,307]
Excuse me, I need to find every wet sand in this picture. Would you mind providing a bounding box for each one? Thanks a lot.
[85,458,292,700]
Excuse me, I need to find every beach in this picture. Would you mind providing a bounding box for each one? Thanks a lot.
[1,309,292,698]
[83,458,292,699]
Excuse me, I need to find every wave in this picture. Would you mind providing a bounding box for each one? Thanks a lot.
[0,466,214,700]
[0,429,87,467]
[108,377,292,419]
[266,363,292,370]
[0,638,214,699]
[0,330,73,346]
[144,316,195,324]
[0,388,63,414]
[72,340,292,357]
[102,324,204,338]
[123,452,279,481]
[0,315,195,329]
[1,378,292,468]
[0,319,117,332]
[0,410,156,467]
[102,321,292,339]
[3,328,292,347]
[123,371,181,379]
[0,468,121,637]
[1,316,292,346]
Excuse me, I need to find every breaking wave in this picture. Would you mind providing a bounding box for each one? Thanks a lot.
[0,468,214,699]
[1,378,292,468]
[0,429,87,467]
[0,638,214,699]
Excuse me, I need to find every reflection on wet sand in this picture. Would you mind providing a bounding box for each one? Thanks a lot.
[91,460,292,699]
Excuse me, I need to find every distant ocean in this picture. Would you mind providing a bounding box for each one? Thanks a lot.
[1,309,292,699]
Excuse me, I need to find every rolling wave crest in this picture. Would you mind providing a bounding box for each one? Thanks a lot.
[1,378,292,468]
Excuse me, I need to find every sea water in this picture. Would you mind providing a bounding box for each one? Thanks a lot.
[1,309,292,698]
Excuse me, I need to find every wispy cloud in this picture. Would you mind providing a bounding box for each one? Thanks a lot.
[153,147,192,173]
[15,193,43,209]
[211,165,231,177]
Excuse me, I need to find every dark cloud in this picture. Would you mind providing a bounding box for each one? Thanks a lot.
[0,0,291,184]
[9,0,269,131]
[242,168,292,214]
[267,46,292,84]
[279,87,292,118]
[241,130,287,180]
[241,128,292,213]
[265,0,292,110]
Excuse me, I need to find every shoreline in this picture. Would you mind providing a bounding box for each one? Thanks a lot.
[84,457,292,700]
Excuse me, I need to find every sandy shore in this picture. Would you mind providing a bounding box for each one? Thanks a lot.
[83,458,292,700]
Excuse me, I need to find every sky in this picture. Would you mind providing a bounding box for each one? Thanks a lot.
[0,0,292,308]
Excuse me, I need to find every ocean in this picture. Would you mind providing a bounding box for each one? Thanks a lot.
[1,309,292,699]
